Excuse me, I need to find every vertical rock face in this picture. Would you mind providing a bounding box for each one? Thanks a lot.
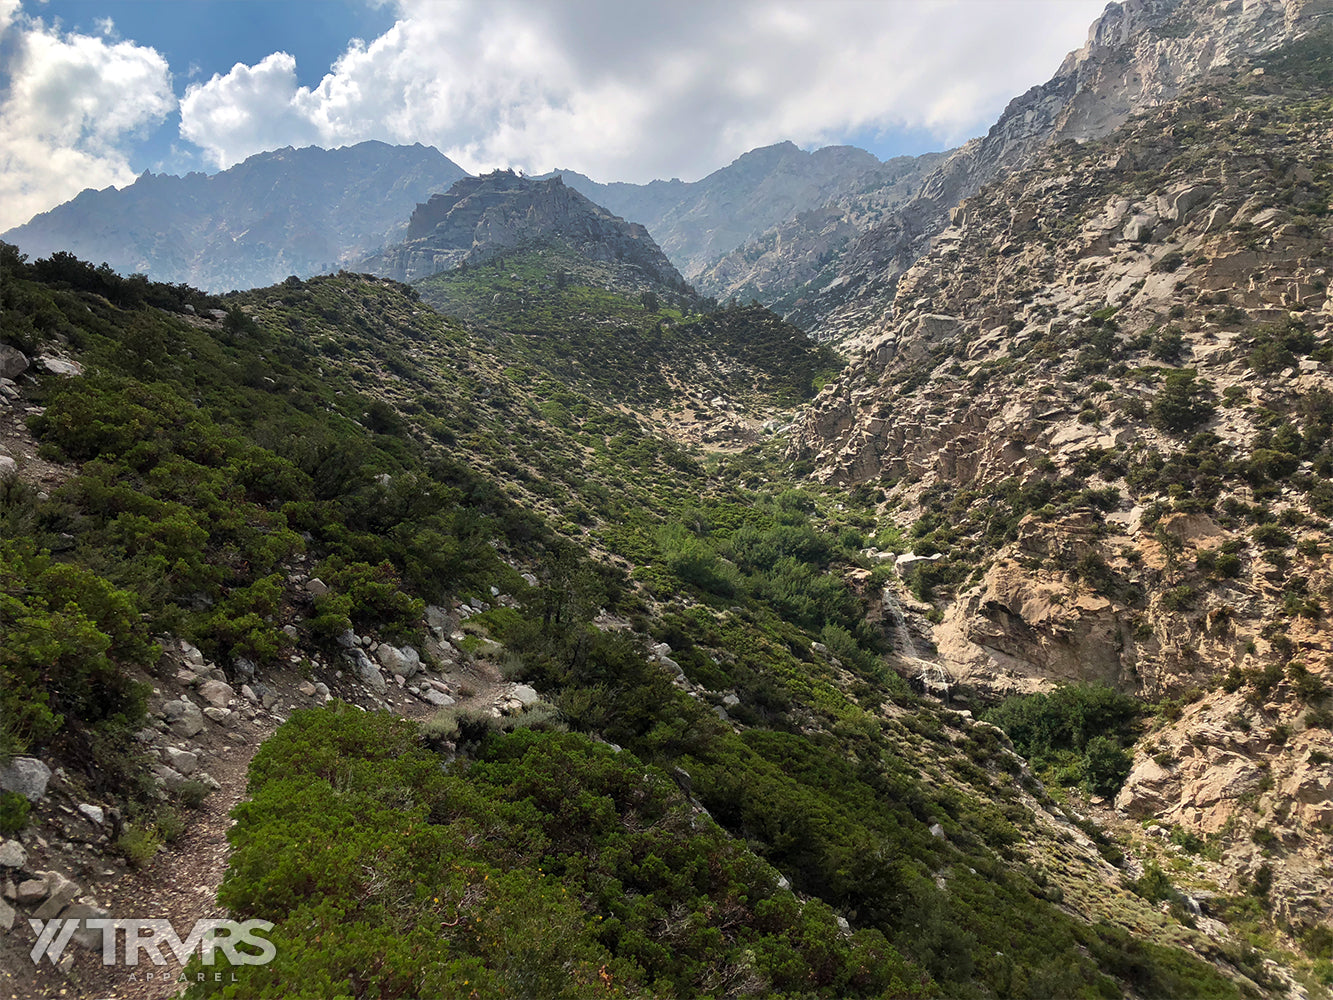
[803,0,1330,344]
[361,171,689,291]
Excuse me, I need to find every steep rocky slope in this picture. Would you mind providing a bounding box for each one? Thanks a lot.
[793,0,1332,344]
[361,171,689,295]
[793,30,1333,958]
[2,141,468,293]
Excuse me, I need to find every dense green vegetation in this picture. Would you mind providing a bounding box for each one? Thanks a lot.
[982,684,1144,797]
[187,707,929,999]
[0,243,1247,998]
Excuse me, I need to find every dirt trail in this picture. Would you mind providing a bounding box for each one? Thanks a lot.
[63,724,273,1000]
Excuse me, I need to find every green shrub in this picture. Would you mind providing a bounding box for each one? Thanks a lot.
[0,790,32,834]
[176,779,212,810]
[1149,372,1215,434]
[1084,736,1133,797]
[116,825,162,869]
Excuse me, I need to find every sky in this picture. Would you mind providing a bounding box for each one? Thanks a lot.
[0,0,1110,232]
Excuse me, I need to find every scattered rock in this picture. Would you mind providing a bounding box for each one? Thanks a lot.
[0,897,14,932]
[203,707,232,725]
[511,684,539,707]
[32,872,80,919]
[77,803,105,825]
[423,690,455,707]
[304,577,329,596]
[298,681,317,697]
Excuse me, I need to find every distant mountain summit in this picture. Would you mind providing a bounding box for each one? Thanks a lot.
[541,141,940,280]
[2,141,468,292]
[362,170,689,293]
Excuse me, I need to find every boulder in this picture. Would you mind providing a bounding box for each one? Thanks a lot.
[348,648,386,694]
[16,878,48,904]
[423,690,455,707]
[0,345,28,379]
[511,684,539,707]
[1122,213,1156,242]
[197,679,235,709]
[32,872,80,919]
[163,699,205,738]
[163,748,198,776]
[153,765,188,793]
[77,803,105,825]
[0,757,52,802]
[304,577,329,596]
[0,456,16,480]
[202,707,232,725]
[38,356,82,376]
[180,640,206,669]
[375,644,421,679]
[0,896,14,932]
[65,901,112,949]
[0,840,27,868]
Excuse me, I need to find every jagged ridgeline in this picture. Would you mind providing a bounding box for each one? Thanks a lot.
[0,244,1250,997]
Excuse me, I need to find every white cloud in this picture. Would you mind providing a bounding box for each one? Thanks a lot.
[178,52,322,165]
[0,10,174,230]
[175,0,1108,183]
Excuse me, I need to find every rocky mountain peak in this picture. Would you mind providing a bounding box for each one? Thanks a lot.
[362,170,688,291]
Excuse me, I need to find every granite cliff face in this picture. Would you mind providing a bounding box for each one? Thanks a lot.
[361,171,689,293]
[2,141,468,293]
[793,25,1333,942]
[798,0,1333,344]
